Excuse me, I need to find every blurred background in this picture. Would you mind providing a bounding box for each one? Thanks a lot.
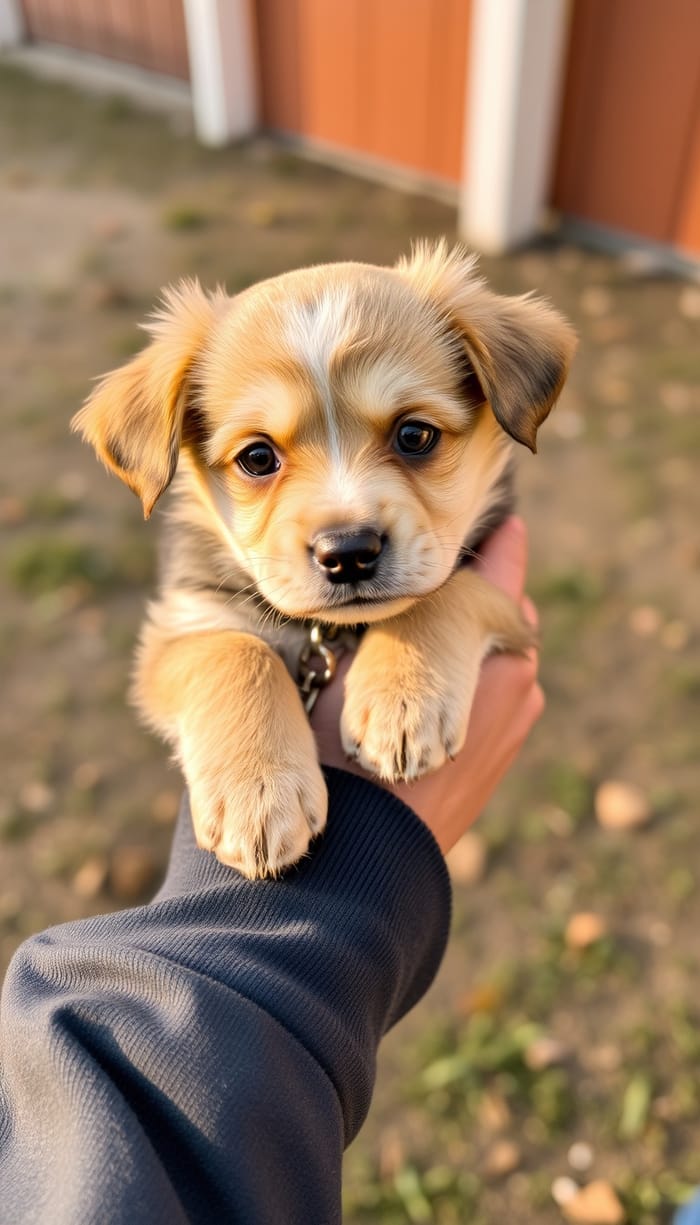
[0,2,699,1222]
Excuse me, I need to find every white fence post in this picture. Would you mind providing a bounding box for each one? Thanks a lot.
[459,0,570,253]
[0,0,25,49]
[182,0,258,146]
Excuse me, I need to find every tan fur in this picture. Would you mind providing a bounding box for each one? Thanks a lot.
[342,567,532,780]
[72,281,228,517]
[73,244,575,877]
[134,625,326,875]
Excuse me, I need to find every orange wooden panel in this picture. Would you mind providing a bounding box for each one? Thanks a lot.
[361,0,434,168]
[673,96,700,254]
[255,0,471,184]
[256,0,303,130]
[553,0,700,251]
[20,0,190,79]
[297,0,363,150]
[426,0,472,181]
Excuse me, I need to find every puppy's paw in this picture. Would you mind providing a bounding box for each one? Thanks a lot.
[341,641,469,783]
[342,679,462,783]
[340,586,534,785]
[184,742,328,878]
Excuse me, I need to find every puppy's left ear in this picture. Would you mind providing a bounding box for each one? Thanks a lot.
[72,280,226,517]
[396,242,577,451]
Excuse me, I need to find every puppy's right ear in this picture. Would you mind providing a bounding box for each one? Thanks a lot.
[72,280,226,518]
[396,242,577,452]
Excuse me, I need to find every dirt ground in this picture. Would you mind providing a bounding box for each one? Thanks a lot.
[1,65,699,1225]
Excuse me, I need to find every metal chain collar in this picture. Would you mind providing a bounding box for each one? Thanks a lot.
[297,622,345,713]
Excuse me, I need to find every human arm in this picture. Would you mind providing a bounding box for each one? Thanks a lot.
[0,773,449,1225]
[0,518,541,1225]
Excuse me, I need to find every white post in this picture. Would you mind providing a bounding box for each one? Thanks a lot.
[182,0,258,146]
[459,0,570,253]
[0,0,24,49]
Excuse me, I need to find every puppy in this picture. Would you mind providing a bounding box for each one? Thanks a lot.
[73,242,576,878]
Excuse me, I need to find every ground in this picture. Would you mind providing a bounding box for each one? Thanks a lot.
[1,65,699,1225]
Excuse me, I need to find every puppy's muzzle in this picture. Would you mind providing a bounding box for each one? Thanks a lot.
[312,528,385,585]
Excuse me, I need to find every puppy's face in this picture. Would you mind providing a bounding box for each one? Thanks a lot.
[73,245,576,623]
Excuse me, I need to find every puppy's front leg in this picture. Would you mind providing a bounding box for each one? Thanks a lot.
[341,569,533,783]
[134,627,327,877]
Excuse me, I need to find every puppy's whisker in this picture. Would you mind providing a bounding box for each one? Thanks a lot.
[225,578,288,617]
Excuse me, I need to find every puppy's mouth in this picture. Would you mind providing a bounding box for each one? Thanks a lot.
[296,583,426,624]
[335,591,400,607]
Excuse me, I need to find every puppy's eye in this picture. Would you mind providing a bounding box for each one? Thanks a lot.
[395,420,441,456]
[236,442,280,478]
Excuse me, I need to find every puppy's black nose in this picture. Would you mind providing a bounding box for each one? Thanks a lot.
[312,529,384,585]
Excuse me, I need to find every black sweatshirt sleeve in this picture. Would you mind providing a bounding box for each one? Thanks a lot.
[0,768,451,1225]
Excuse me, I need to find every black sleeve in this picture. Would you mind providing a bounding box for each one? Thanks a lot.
[0,767,451,1225]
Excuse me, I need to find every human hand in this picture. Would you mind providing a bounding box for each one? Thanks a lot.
[311,516,543,854]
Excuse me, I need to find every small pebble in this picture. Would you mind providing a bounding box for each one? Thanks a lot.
[110,846,159,901]
[378,1127,404,1180]
[565,912,608,950]
[5,165,34,188]
[552,1176,579,1206]
[94,215,126,241]
[483,1139,521,1179]
[56,472,88,501]
[661,620,689,651]
[679,286,700,319]
[151,789,180,825]
[245,200,280,227]
[477,1090,512,1133]
[446,830,487,884]
[0,890,22,920]
[595,375,630,406]
[659,382,692,415]
[646,918,671,947]
[561,1179,625,1224]
[542,805,576,838]
[652,1094,677,1121]
[580,286,613,317]
[606,411,632,439]
[568,1142,594,1172]
[72,855,109,899]
[76,608,106,636]
[584,1044,622,1073]
[525,1035,568,1070]
[595,780,652,831]
[0,495,26,526]
[19,781,54,814]
[72,761,104,791]
[659,458,692,488]
[86,280,130,310]
[589,317,631,344]
[628,605,662,638]
[552,408,585,439]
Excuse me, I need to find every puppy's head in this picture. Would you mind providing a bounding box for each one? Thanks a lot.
[73,243,576,624]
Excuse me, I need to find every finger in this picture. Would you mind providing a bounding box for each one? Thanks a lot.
[473,516,527,602]
[509,682,546,747]
[521,594,539,630]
